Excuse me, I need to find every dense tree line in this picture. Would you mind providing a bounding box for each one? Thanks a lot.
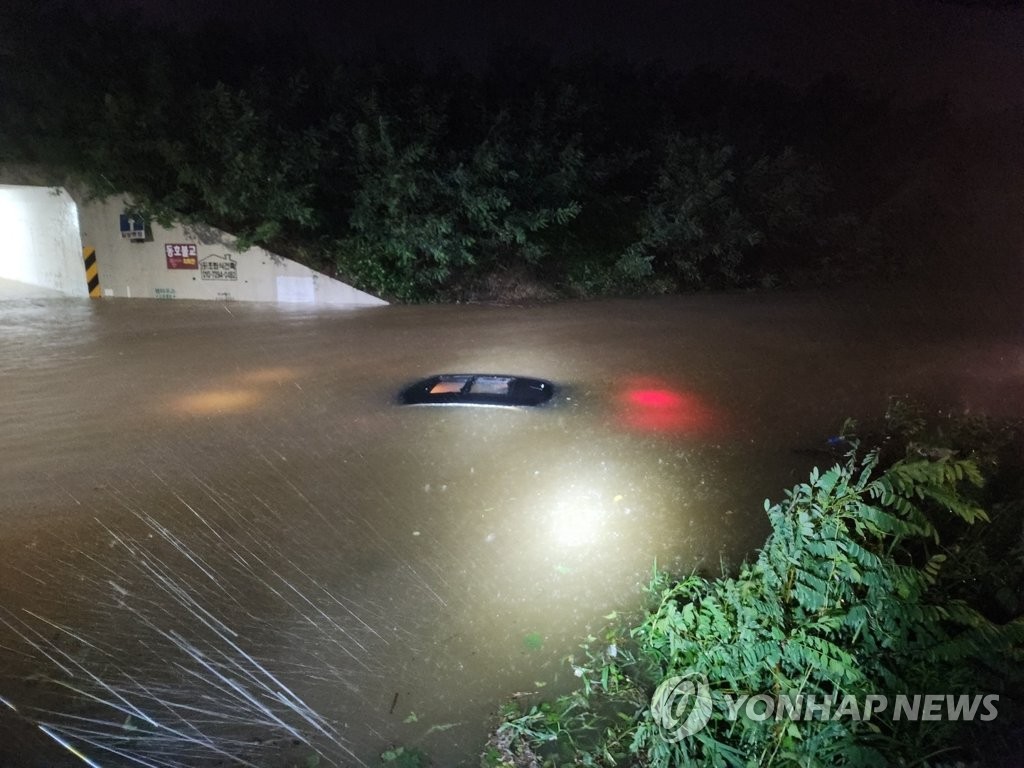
[0,3,986,301]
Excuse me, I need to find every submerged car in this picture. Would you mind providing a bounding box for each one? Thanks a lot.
[399,374,556,407]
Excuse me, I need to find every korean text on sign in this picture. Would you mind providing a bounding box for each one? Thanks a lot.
[165,243,199,269]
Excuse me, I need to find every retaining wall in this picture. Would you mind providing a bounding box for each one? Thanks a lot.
[0,185,88,298]
[0,175,385,307]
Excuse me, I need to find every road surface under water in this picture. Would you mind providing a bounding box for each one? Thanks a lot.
[0,287,1020,766]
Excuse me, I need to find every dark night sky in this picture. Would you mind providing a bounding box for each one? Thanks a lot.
[82,0,1024,111]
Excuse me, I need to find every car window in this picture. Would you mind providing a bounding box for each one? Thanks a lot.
[430,376,471,394]
[469,376,513,395]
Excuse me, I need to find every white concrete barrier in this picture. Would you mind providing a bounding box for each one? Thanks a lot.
[0,185,87,298]
[75,193,386,307]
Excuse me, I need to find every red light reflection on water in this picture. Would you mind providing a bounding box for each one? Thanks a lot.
[616,377,719,435]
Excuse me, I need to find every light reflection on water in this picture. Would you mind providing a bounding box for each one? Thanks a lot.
[0,288,1020,765]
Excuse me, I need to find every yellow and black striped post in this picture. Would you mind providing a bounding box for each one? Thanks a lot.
[83,247,100,298]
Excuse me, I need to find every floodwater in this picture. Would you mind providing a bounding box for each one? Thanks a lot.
[0,287,1021,767]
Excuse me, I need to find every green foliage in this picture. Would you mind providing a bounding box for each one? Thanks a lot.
[493,433,1024,766]
[617,135,759,289]
[613,137,837,291]
[339,103,459,300]
[98,80,326,249]
[1,6,913,301]
[877,400,1024,624]
[337,96,582,300]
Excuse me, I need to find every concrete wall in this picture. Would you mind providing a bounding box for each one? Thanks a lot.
[75,193,386,307]
[0,185,88,297]
[0,169,386,307]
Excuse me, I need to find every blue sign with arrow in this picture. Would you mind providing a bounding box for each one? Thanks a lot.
[119,213,146,241]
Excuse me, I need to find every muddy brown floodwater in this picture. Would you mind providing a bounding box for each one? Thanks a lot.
[0,286,1021,767]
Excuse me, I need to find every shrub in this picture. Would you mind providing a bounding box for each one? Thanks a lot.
[493,437,1024,766]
